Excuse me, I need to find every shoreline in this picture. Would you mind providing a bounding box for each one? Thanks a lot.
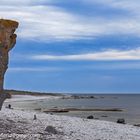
[3,94,140,125]
[1,94,140,139]
[4,94,123,112]
[0,106,140,139]
[4,89,64,96]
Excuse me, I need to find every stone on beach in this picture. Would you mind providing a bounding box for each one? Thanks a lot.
[33,114,37,120]
[87,115,94,119]
[45,126,60,134]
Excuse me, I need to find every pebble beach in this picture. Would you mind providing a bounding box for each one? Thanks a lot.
[0,95,140,140]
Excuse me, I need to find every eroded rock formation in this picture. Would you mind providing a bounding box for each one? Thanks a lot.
[0,19,19,109]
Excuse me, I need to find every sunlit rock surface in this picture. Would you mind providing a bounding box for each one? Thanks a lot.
[0,19,19,109]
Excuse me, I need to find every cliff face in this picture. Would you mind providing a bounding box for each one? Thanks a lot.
[0,19,19,109]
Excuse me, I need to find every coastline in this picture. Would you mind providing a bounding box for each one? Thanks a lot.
[1,106,140,139]
[1,94,140,139]
[4,94,123,113]
[4,94,140,125]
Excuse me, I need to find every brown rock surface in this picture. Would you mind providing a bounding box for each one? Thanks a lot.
[0,19,19,109]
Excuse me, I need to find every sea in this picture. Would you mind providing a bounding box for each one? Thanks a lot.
[5,94,140,125]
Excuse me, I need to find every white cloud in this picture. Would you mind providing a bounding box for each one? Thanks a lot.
[8,62,140,73]
[0,0,51,5]
[0,0,140,41]
[0,5,99,41]
[31,48,140,61]
[8,67,61,72]
[85,0,140,9]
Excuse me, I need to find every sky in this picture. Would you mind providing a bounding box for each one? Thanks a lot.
[1,0,140,93]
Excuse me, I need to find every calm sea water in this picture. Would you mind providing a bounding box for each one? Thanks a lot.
[5,94,140,125]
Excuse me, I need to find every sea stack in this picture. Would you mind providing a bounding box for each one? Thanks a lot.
[0,19,19,109]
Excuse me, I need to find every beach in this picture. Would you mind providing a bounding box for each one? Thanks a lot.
[1,1,140,140]
[0,94,140,140]
[4,94,140,124]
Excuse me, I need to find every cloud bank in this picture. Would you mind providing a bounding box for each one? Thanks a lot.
[0,0,140,41]
[31,48,140,61]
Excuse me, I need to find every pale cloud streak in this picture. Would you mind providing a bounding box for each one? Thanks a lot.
[31,48,140,61]
[8,67,61,72]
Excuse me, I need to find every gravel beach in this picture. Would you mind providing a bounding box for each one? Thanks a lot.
[0,95,140,140]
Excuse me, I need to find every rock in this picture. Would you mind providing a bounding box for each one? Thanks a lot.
[87,115,94,119]
[34,108,41,111]
[72,95,81,99]
[45,126,58,134]
[0,93,11,110]
[117,118,125,124]
[43,109,69,113]
[8,104,11,109]
[90,96,95,98]
[70,95,95,99]
[134,124,140,127]
[0,19,18,110]
[100,96,105,99]
[33,115,37,120]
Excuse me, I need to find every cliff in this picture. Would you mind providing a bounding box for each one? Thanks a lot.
[0,19,19,109]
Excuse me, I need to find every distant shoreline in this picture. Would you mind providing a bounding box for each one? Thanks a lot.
[4,89,64,96]
[4,89,140,96]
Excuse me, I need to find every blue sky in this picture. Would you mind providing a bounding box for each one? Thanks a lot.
[1,0,140,93]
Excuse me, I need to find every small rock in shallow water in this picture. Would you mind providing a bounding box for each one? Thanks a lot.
[87,115,94,119]
[117,118,125,124]
[134,124,140,127]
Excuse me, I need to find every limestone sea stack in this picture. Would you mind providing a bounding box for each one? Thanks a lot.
[0,19,19,109]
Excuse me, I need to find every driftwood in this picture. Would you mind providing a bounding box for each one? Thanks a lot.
[0,19,19,109]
